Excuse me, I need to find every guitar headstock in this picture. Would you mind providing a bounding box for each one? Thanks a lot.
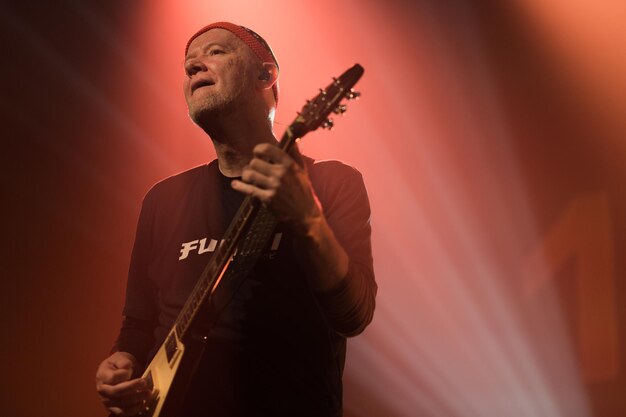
[290,64,364,137]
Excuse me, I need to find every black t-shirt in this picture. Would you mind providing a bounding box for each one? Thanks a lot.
[114,157,376,416]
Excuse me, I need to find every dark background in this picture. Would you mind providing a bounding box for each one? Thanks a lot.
[1,1,624,416]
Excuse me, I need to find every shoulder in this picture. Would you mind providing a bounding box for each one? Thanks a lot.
[304,157,369,212]
[306,158,364,184]
[143,162,214,205]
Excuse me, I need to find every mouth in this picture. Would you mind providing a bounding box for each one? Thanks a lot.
[191,78,215,93]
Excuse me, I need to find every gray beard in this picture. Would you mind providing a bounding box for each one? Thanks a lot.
[189,98,237,133]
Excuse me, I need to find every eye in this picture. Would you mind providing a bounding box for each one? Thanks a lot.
[209,49,225,56]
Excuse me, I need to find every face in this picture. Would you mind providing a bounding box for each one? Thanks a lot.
[183,29,259,124]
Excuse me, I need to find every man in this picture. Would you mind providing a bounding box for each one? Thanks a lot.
[95,22,376,417]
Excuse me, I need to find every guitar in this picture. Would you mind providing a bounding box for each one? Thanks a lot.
[135,63,364,417]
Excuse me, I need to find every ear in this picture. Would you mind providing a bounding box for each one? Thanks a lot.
[256,62,278,90]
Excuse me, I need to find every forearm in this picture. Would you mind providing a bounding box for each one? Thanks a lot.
[111,316,156,370]
[292,213,349,291]
[293,212,376,336]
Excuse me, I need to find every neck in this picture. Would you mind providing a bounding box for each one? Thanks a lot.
[201,105,277,177]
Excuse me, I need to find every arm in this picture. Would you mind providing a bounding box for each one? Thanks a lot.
[96,191,159,415]
[231,143,376,336]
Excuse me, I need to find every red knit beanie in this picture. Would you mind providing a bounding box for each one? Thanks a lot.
[185,22,279,106]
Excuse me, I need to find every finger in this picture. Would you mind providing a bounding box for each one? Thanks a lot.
[97,377,148,398]
[108,406,123,416]
[102,392,152,414]
[231,180,275,202]
[100,390,150,415]
[253,143,292,166]
[97,367,134,385]
[107,402,147,417]
[241,168,278,190]
[101,395,143,411]
[102,382,151,404]
[248,157,276,176]
[121,399,150,417]
[109,368,134,384]
[96,366,128,385]
[123,402,149,417]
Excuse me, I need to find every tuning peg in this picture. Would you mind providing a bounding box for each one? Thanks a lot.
[346,89,361,100]
[322,118,334,130]
[318,88,327,101]
[306,98,318,108]
[333,104,347,115]
[332,77,340,86]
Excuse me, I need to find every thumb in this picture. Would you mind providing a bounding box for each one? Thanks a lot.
[108,367,135,385]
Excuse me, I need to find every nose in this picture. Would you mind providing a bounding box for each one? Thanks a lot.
[184,58,206,77]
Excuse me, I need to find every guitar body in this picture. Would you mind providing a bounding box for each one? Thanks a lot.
[140,319,212,417]
[140,328,186,417]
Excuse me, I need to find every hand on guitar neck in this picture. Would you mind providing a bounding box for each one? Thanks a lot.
[96,351,151,416]
[231,142,349,292]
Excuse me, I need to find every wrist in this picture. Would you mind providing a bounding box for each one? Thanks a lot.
[291,206,324,238]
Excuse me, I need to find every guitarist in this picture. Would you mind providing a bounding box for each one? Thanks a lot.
[95,22,377,417]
